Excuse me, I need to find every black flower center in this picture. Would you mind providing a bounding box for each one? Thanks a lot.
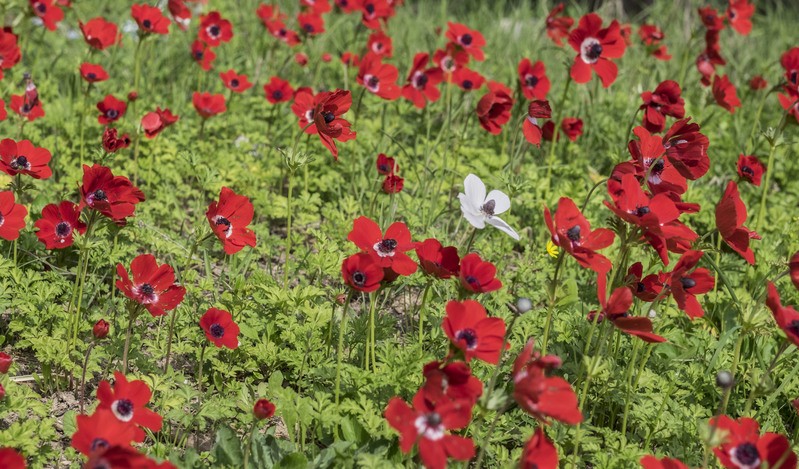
[323,111,335,123]
[209,25,221,37]
[90,438,109,452]
[367,76,380,89]
[11,156,29,170]
[352,271,366,286]
[140,283,155,296]
[414,73,429,88]
[567,225,581,242]
[733,443,760,466]
[87,72,97,80]
[303,23,314,32]
[115,399,134,417]
[106,109,119,119]
[680,277,696,289]
[461,33,473,46]
[92,189,107,201]
[786,320,799,338]
[651,159,664,174]
[741,165,754,176]
[216,216,231,227]
[365,3,375,14]
[55,222,71,237]
[272,90,283,100]
[636,282,646,293]
[230,79,239,88]
[462,80,473,89]
[635,206,650,217]
[142,19,152,29]
[525,75,538,87]
[790,71,798,85]
[426,412,442,427]
[455,328,478,349]
[36,2,47,13]
[210,323,225,338]
[378,238,397,253]
[587,43,603,61]
[194,50,204,60]
[481,199,496,216]
[21,104,32,113]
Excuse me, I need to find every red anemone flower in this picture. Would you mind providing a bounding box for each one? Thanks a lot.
[131,4,170,35]
[382,174,404,194]
[0,138,52,179]
[116,254,186,317]
[376,153,398,175]
[102,128,131,153]
[192,92,226,118]
[626,126,687,195]
[442,299,506,364]
[206,187,257,255]
[384,390,474,469]
[199,11,233,46]
[341,51,361,68]
[749,75,767,90]
[34,201,86,249]
[421,360,482,406]
[592,287,666,343]
[342,252,384,292]
[545,197,614,275]
[141,108,179,139]
[93,319,109,339]
[452,67,485,92]
[0,29,21,81]
[665,250,714,319]
[0,100,6,121]
[416,238,459,279]
[191,40,216,71]
[79,17,120,50]
[264,76,294,104]
[518,59,550,100]
[219,70,253,93]
[433,44,469,79]
[358,0,392,30]
[347,216,416,275]
[640,80,685,133]
[302,0,331,14]
[168,0,191,30]
[297,12,324,35]
[710,415,796,469]
[712,75,741,113]
[766,282,799,347]
[10,94,44,121]
[522,100,552,147]
[737,155,765,186]
[446,22,486,61]
[357,53,402,100]
[727,0,755,35]
[476,81,513,135]
[778,89,799,124]
[459,253,501,294]
[569,13,627,87]
[626,262,662,302]
[367,30,392,57]
[200,308,240,349]
[781,47,799,90]
[662,118,710,180]
[0,353,12,373]
[0,191,27,241]
[80,63,109,83]
[0,448,25,469]
[86,445,175,469]
[254,398,276,419]
[546,3,574,46]
[640,455,690,469]
[30,0,64,31]
[79,164,145,222]
[402,52,443,109]
[512,339,583,424]
[71,409,143,456]
[312,89,356,158]
[97,371,163,438]
[561,117,583,141]
[716,181,760,265]
[699,6,726,30]
[639,24,671,60]
[520,428,559,469]
[97,95,126,125]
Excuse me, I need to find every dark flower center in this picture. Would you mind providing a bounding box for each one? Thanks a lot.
[414,73,429,88]
[323,111,335,123]
[194,49,204,60]
[378,238,398,253]
[733,443,760,466]
[741,165,754,176]
[367,76,380,89]
[481,199,496,216]
[790,71,798,85]
[209,25,221,37]
[365,3,375,14]
[587,42,603,61]
[352,271,366,286]
[303,23,314,32]
[426,412,442,427]
[460,34,473,46]
[92,189,107,201]
[786,320,799,337]
[55,222,71,238]
[90,438,109,452]
[87,72,97,80]
[455,328,478,349]
[636,282,646,293]
[106,109,119,119]
[567,225,581,242]
[21,104,32,113]
[462,80,473,89]
[525,75,539,87]
[635,206,650,217]
[114,399,134,417]
[142,19,152,29]
[210,323,225,338]
[680,277,696,289]
[0,213,4,227]
[230,79,239,88]
[216,216,231,227]
[272,90,283,100]
[140,283,155,296]
[11,156,29,170]
[651,159,664,174]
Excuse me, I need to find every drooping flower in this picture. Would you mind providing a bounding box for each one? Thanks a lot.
[79,164,145,222]
[102,128,131,153]
[131,4,170,35]
[545,3,574,46]
[520,428,559,469]
[712,75,741,113]
[522,100,552,147]
[640,80,685,133]
[416,238,459,279]
[568,13,627,87]
[341,252,384,292]
[715,181,760,265]
[33,201,86,249]
[71,409,143,456]
[192,92,226,119]
[765,282,799,348]
[421,361,482,406]
[0,191,27,241]
[205,187,257,255]
[97,371,163,438]
[0,139,52,179]
[116,254,186,317]
[476,81,514,135]
[592,287,667,343]
[219,70,253,93]
[199,11,233,46]
[662,118,710,180]
[382,174,404,194]
[200,308,240,349]
[459,253,502,294]
[347,216,417,275]
[561,117,583,141]
[442,299,506,364]
[141,108,179,139]
[518,58,550,100]
[458,174,519,240]
[710,415,796,469]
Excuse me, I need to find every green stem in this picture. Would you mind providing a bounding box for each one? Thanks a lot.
[743,341,790,414]
[335,290,354,410]
[473,403,510,469]
[79,83,91,165]
[482,312,520,407]
[122,307,141,375]
[417,281,433,350]
[545,76,572,191]
[369,291,378,373]
[620,340,643,438]
[79,342,96,413]
[68,211,98,354]
[164,236,203,372]
[197,342,207,394]
[540,252,565,355]
[755,139,778,233]
[284,171,293,288]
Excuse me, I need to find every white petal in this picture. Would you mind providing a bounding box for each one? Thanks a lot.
[486,216,520,240]
[463,174,486,206]
[462,209,486,229]
[458,193,481,215]
[485,190,511,215]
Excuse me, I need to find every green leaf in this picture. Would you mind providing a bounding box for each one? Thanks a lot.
[275,452,308,469]
[210,426,243,467]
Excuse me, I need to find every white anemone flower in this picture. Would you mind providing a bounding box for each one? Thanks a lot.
[458,174,520,240]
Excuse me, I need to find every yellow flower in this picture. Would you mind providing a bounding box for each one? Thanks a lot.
[546,240,559,258]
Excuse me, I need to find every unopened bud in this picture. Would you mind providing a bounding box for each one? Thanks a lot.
[716,370,734,389]
[516,297,532,314]
[253,398,276,419]
[0,352,12,374]
[93,319,110,339]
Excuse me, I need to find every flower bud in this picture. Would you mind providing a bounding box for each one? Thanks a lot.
[93,319,110,339]
[0,352,12,374]
[253,398,276,420]
[127,91,138,102]
[336,293,347,305]
[515,297,532,314]
[716,370,734,389]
